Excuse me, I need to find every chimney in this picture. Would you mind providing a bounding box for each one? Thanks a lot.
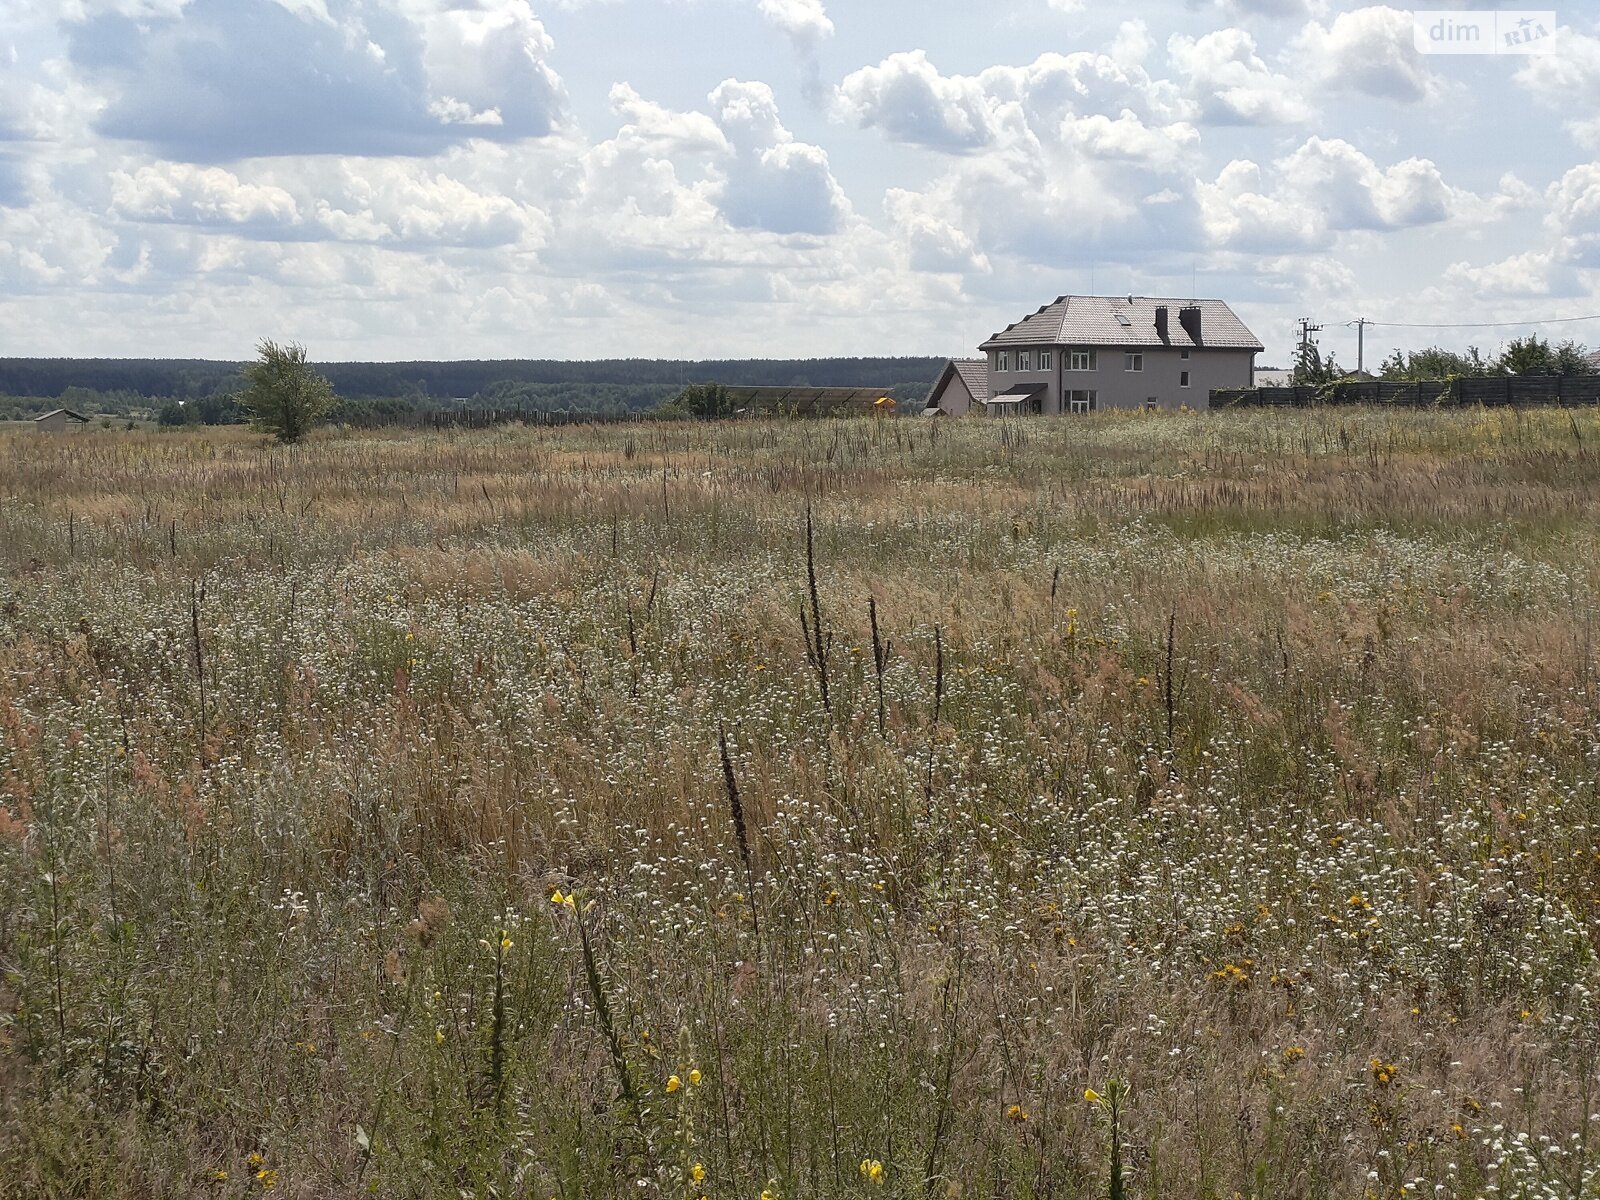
[1154,306,1169,341]
[1179,305,1203,345]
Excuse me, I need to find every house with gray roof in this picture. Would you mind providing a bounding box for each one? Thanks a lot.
[922,358,988,416]
[978,294,1263,414]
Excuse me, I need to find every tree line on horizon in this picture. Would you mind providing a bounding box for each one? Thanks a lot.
[1290,334,1595,386]
[0,355,947,403]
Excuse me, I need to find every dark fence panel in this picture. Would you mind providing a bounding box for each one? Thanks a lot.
[1215,375,1600,409]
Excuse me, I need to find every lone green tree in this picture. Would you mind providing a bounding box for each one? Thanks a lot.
[240,340,336,443]
[662,381,736,419]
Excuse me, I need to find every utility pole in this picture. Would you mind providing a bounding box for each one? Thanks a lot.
[1353,317,1370,374]
[1295,317,1324,384]
[1297,316,1324,354]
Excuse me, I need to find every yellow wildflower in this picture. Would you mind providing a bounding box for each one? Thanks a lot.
[1083,1088,1101,1104]
[1005,1103,1029,1122]
[689,1068,703,1086]
[1210,961,1252,988]
[256,1168,280,1191]
[666,1075,682,1094]
[858,1159,885,1185]
[691,1163,707,1184]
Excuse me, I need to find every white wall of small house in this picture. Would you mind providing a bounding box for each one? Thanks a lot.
[933,372,978,416]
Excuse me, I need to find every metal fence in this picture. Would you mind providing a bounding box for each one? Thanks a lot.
[1213,376,1600,409]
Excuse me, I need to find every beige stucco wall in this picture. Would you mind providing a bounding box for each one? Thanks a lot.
[986,346,1255,413]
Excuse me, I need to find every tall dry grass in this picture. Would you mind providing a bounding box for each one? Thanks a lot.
[1,408,1599,1199]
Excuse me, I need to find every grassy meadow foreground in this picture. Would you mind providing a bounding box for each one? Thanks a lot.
[3,410,1600,1199]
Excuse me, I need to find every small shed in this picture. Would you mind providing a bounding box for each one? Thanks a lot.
[922,359,988,417]
[33,408,91,432]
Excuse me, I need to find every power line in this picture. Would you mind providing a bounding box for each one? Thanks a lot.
[1353,313,1600,330]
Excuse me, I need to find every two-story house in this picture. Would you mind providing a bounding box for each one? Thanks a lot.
[926,294,1263,416]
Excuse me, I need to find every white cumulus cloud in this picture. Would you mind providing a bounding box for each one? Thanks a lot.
[1294,6,1441,103]
[1168,28,1312,124]
[1513,28,1600,149]
[111,162,300,227]
[758,0,833,52]
[1200,136,1466,251]
[835,51,994,151]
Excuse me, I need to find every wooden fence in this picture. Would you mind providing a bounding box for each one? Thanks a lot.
[1214,375,1600,409]
[358,407,638,430]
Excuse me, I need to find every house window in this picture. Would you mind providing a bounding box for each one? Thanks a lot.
[1180,371,1191,388]
[1017,351,1031,372]
[997,351,1010,372]
[1068,350,1096,371]
[1180,349,1191,360]
[1145,399,1160,411]
[1125,352,1144,372]
[1068,389,1097,414]
[1039,350,1053,370]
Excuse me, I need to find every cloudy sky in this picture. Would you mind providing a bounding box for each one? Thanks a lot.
[1,0,1598,365]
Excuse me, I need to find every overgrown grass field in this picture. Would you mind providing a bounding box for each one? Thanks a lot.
[2,409,1599,1199]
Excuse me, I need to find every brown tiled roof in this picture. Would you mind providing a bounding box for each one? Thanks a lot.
[952,359,989,403]
[981,295,1264,352]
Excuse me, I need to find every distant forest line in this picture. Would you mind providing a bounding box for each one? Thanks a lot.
[0,357,946,425]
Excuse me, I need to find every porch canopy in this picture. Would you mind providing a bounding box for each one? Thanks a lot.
[987,383,1046,413]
